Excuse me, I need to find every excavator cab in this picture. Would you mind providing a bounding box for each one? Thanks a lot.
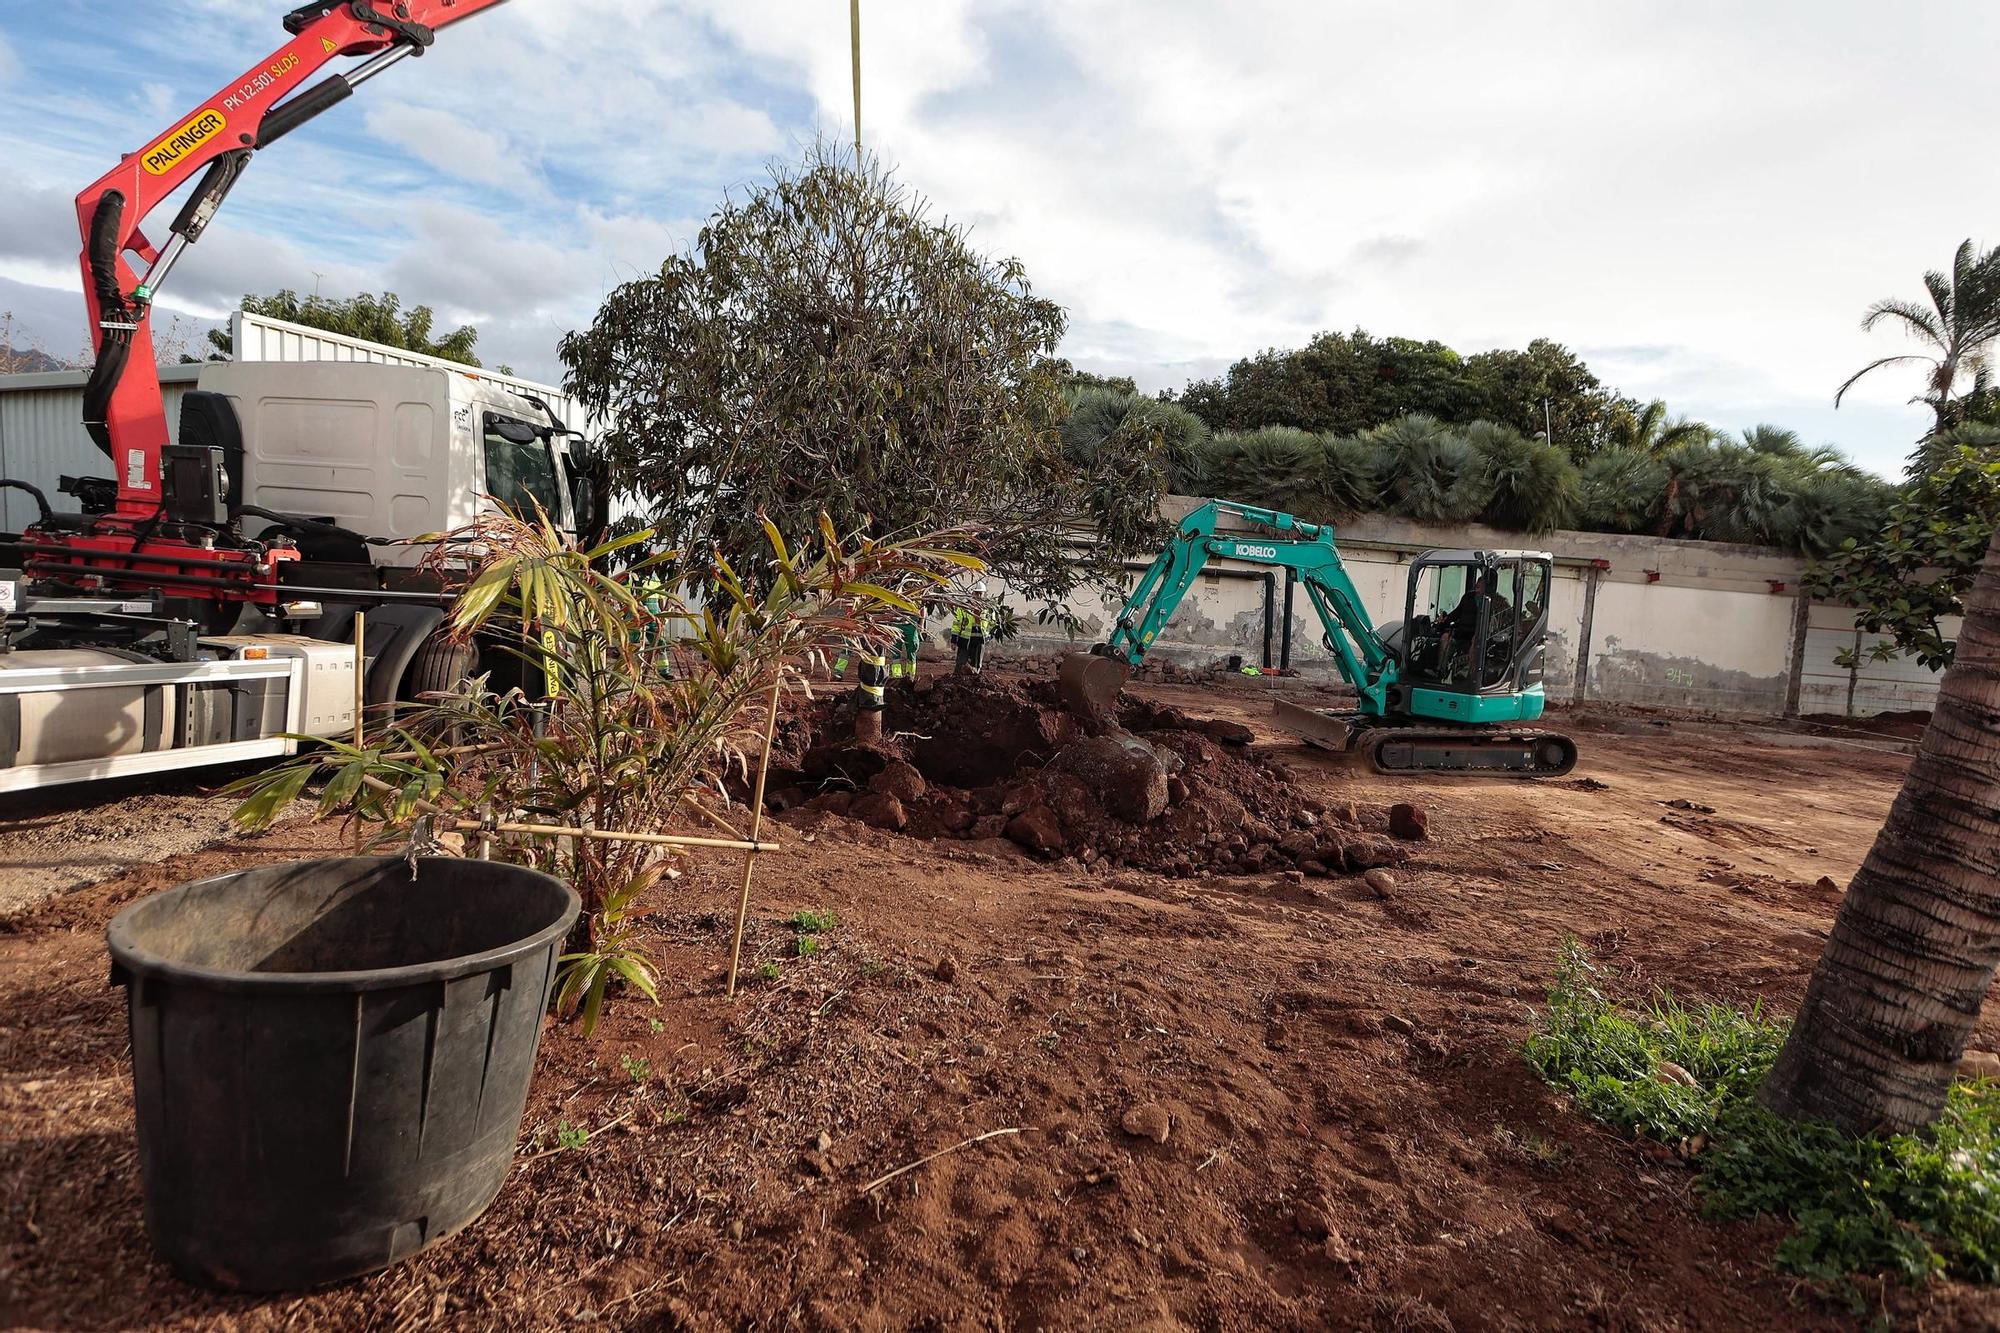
[1395,550,1551,722]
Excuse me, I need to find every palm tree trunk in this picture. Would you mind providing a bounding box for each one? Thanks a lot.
[1760,528,2000,1133]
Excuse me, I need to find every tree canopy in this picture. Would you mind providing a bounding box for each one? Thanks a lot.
[1804,445,2000,670]
[1836,238,2000,440]
[206,290,483,366]
[1173,329,1628,460]
[560,145,1169,609]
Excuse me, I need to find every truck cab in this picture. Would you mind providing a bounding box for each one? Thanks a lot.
[189,361,600,562]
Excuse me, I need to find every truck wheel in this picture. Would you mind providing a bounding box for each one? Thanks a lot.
[404,635,477,700]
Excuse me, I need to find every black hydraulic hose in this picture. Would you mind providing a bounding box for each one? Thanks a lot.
[81,191,133,461]
[238,505,398,545]
[0,480,53,526]
[1281,568,1297,669]
[1261,571,1275,670]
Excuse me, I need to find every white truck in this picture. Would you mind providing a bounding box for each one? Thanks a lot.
[0,358,602,792]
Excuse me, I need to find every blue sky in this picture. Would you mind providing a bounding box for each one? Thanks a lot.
[2,0,1994,478]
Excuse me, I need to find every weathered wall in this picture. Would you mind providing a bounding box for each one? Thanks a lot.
[993,497,1944,719]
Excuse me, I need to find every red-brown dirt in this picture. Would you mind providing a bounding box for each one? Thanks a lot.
[3,665,1995,1331]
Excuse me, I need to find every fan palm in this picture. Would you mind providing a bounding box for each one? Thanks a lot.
[1908,420,2000,481]
[1836,238,2000,434]
[1580,450,1668,533]
[1365,414,1490,523]
[1462,420,1580,532]
[1603,399,1714,455]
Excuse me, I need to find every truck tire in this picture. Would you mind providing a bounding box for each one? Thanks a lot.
[404,634,477,700]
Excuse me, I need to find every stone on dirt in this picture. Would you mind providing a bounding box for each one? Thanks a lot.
[869,761,927,805]
[1387,802,1429,840]
[1050,735,1170,823]
[1363,868,1396,898]
[1293,1199,1334,1240]
[1120,1102,1172,1144]
[1005,806,1067,855]
[849,793,908,832]
[1201,718,1254,746]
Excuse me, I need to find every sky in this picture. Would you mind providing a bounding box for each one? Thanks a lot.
[1,0,1993,478]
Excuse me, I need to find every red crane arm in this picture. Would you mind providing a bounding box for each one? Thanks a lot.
[77,0,512,520]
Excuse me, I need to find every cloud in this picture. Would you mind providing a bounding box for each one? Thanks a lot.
[362,103,516,187]
[8,0,1991,480]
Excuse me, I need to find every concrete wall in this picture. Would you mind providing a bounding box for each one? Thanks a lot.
[995,497,1944,720]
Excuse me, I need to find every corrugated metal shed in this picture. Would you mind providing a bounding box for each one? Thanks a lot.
[0,310,586,531]
[0,364,202,529]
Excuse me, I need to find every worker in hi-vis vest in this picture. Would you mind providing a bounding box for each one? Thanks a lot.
[949,581,991,676]
[885,611,921,683]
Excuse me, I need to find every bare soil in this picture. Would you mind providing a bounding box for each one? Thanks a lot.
[3,665,1996,1331]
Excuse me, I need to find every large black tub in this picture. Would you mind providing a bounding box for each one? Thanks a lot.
[106,856,579,1290]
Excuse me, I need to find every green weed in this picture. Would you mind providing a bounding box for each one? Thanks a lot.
[554,1121,589,1151]
[619,1053,652,1084]
[791,909,837,934]
[796,934,822,958]
[1526,939,2000,1291]
[758,961,782,983]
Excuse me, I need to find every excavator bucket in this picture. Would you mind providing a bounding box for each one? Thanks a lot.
[1057,651,1130,728]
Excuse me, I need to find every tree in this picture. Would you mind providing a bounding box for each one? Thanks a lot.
[232,510,972,1030]
[0,310,75,373]
[1364,414,1490,523]
[1049,361,1138,396]
[1463,419,1579,531]
[1804,446,2000,669]
[1580,449,1668,533]
[1603,398,1713,456]
[1760,523,2000,1133]
[1464,338,1625,461]
[206,290,482,366]
[561,144,1164,609]
[1836,238,2000,435]
[1908,420,2000,481]
[1174,329,1478,436]
[1061,386,1209,497]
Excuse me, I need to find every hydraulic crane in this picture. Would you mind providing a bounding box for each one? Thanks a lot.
[19,0,515,622]
[1059,500,1579,775]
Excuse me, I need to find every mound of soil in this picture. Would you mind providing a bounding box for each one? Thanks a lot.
[772,674,1409,878]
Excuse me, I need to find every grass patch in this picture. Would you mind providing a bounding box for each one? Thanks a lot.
[1526,940,2000,1291]
[791,909,837,934]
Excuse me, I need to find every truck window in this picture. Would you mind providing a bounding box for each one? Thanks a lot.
[482,415,563,522]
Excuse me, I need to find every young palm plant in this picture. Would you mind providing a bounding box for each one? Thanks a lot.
[231,508,976,1031]
[1463,420,1580,532]
[1366,414,1490,523]
[1579,450,1668,533]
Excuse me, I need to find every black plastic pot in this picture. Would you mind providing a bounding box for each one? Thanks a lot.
[107,856,579,1291]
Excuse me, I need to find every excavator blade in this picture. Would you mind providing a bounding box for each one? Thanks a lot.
[1057,651,1130,727]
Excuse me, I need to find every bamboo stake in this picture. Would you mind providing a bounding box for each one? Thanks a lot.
[725,672,786,998]
[352,609,366,748]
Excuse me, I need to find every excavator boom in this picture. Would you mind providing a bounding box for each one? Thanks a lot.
[1061,500,1578,776]
[77,0,513,522]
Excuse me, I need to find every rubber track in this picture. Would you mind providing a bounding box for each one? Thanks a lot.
[1359,728,1578,776]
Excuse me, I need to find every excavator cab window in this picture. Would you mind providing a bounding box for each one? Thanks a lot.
[482,414,565,526]
[1402,553,1552,694]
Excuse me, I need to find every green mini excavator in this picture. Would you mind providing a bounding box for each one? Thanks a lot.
[1058,500,1578,775]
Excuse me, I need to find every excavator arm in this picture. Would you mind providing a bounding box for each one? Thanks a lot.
[1072,501,1399,716]
[76,0,513,522]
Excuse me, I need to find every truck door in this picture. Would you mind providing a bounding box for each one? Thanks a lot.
[479,413,570,530]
